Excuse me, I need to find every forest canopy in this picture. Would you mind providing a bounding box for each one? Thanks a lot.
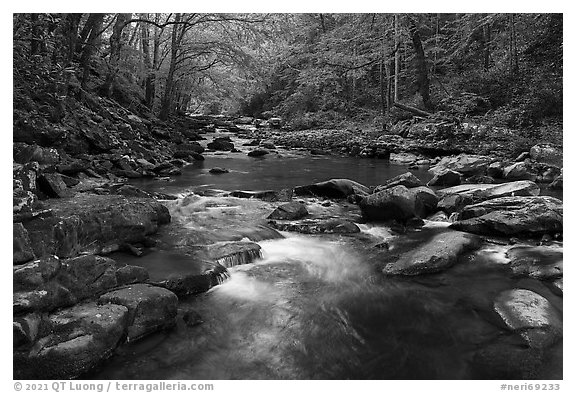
[13,13,562,131]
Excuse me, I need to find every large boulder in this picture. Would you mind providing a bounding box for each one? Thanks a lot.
[450,196,562,236]
[13,255,119,314]
[427,169,462,187]
[294,178,370,199]
[494,289,562,349]
[382,231,481,275]
[372,172,423,192]
[359,185,437,222]
[13,302,129,379]
[429,154,491,177]
[530,144,562,167]
[267,201,308,220]
[247,149,269,157]
[506,246,563,280]
[207,137,235,151]
[98,284,178,342]
[22,194,170,258]
[503,162,538,181]
[436,181,540,213]
[174,142,204,157]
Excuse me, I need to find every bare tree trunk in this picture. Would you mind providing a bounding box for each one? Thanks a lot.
[408,18,431,109]
[79,13,104,90]
[104,13,131,97]
[159,13,181,120]
[394,14,400,102]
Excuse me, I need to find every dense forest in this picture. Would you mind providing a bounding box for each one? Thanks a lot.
[13,13,562,133]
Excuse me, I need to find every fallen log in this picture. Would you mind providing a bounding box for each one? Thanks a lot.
[393,102,432,118]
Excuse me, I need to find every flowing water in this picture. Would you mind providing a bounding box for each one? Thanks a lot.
[90,133,563,380]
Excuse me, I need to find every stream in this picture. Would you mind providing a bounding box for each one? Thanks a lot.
[88,132,562,380]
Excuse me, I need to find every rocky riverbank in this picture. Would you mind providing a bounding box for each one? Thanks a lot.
[13,104,563,378]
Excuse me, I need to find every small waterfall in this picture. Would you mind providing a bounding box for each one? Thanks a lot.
[216,247,263,268]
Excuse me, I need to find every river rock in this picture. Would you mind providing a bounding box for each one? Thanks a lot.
[206,241,262,267]
[229,189,293,202]
[503,162,538,181]
[437,180,540,203]
[450,196,562,237]
[429,154,491,177]
[359,185,437,222]
[207,137,235,151]
[530,144,562,167]
[115,265,150,286]
[549,173,563,189]
[267,201,308,220]
[506,246,563,280]
[14,162,39,193]
[494,289,562,349]
[382,231,481,275]
[13,255,119,314]
[260,141,276,149]
[437,193,475,214]
[294,178,370,199]
[550,278,563,296]
[13,302,129,379]
[269,218,360,234]
[14,223,35,264]
[487,162,505,178]
[174,142,204,156]
[427,169,461,187]
[373,172,423,192]
[22,194,170,258]
[247,149,269,157]
[99,284,178,342]
[209,167,229,174]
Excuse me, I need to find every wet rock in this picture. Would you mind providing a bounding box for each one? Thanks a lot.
[359,185,437,222]
[427,211,449,222]
[13,302,129,379]
[429,154,491,177]
[464,175,495,184]
[373,172,423,192]
[494,289,562,349]
[267,201,308,220]
[23,194,170,258]
[503,162,538,181]
[229,189,293,202]
[550,278,563,296]
[390,152,419,165]
[180,308,203,327]
[38,173,71,198]
[14,223,35,264]
[530,144,562,167]
[472,341,546,379]
[294,178,370,199]
[382,231,481,275]
[99,284,177,342]
[13,312,41,348]
[209,167,229,174]
[450,196,562,237]
[247,149,269,157]
[207,137,235,151]
[207,241,262,268]
[114,169,143,178]
[269,218,360,234]
[310,148,331,155]
[427,169,461,187]
[115,265,150,286]
[506,246,563,280]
